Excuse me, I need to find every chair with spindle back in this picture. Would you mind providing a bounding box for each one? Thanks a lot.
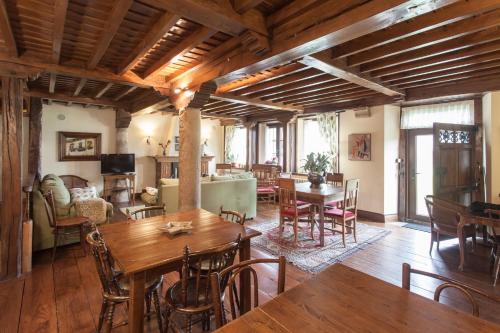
[253,164,281,204]
[126,204,166,220]
[278,178,315,244]
[42,190,90,262]
[402,263,500,317]
[324,179,360,247]
[216,163,232,175]
[219,206,246,225]
[325,172,344,208]
[164,235,242,332]
[86,230,164,333]
[210,256,286,329]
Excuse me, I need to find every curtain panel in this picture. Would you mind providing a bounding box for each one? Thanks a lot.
[401,100,474,129]
[224,125,235,162]
[316,112,338,172]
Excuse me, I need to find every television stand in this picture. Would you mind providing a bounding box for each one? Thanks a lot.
[102,173,135,205]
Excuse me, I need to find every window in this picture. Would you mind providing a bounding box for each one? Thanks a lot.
[401,100,474,129]
[297,118,332,172]
[264,125,283,164]
[224,126,247,166]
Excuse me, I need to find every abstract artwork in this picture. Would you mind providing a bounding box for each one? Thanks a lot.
[348,134,371,161]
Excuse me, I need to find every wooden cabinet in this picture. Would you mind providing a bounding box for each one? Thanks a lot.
[153,155,214,183]
[102,173,135,204]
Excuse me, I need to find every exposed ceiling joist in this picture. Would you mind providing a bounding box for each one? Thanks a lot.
[114,86,138,101]
[52,0,68,64]
[233,0,266,14]
[304,95,399,114]
[117,12,180,75]
[299,52,404,97]
[87,0,134,69]
[211,93,303,112]
[95,82,113,99]
[0,0,17,57]
[73,78,87,97]
[49,73,56,93]
[26,89,120,108]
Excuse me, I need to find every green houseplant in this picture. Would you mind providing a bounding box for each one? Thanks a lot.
[302,152,330,188]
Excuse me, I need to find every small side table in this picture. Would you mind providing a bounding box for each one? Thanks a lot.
[102,173,135,205]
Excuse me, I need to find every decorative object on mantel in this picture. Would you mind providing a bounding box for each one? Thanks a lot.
[302,152,330,188]
[348,133,371,161]
[58,131,101,161]
[158,139,171,156]
[174,136,180,151]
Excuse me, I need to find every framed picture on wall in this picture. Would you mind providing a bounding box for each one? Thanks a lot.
[58,131,101,161]
[174,136,180,151]
[348,133,371,161]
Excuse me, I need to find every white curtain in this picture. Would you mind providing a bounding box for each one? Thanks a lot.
[224,126,235,162]
[401,100,474,129]
[316,112,338,172]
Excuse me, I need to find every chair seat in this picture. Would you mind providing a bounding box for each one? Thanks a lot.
[324,208,354,218]
[118,274,163,293]
[325,199,342,208]
[55,216,89,227]
[296,200,308,206]
[282,206,311,217]
[165,277,213,311]
[257,187,275,193]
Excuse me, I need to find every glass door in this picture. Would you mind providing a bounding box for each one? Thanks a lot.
[408,129,433,221]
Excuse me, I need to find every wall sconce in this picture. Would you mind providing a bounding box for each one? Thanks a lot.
[146,136,151,145]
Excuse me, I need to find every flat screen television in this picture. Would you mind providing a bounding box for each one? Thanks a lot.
[101,154,135,174]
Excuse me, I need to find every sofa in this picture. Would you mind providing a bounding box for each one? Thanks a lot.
[158,174,257,219]
[32,174,113,251]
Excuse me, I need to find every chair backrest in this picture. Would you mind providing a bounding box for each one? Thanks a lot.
[42,190,58,228]
[326,173,344,187]
[210,256,286,329]
[252,164,281,186]
[278,178,298,214]
[59,175,89,189]
[219,206,246,225]
[178,235,241,310]
[425,195,466,230]
[216,163,232,175]
[342,179,360,217]
[126,204,166,220]
[402,263,500,317]
[86,230,120,295]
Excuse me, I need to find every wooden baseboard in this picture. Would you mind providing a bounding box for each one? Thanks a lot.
[358,210,398,223]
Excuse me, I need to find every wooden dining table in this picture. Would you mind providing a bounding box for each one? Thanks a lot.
[295,182,344,247]
[216,263,500,332]
[98,208,261,333]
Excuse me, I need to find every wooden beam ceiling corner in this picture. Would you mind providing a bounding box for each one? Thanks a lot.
[52,0,69,64]
[87,0,134,69]
[0,0,17,57]
[114,86,138,101]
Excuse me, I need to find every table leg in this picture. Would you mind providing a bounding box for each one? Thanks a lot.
[458,216,466,271]
[319,202,325,247]
[129,272,146,333]
[239,239,251,314]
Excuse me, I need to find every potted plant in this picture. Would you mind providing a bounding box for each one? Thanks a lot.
[302,152,330,188]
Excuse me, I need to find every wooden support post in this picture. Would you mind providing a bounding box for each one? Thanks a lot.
[277,114,295,173]
[243,121,256,171]
[1,76,24,279]
[28,97,42,183]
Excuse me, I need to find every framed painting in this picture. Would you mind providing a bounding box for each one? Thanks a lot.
[174,136,180,151]
[348,133,371,161]
[58,131,101,161]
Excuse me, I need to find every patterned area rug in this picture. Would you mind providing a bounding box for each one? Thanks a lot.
[250,220,390,274]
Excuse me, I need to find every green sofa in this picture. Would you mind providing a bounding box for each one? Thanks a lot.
[158,177,257,219]
[32,174,112,251]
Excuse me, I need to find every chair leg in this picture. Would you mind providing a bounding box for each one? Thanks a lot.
[145,292,151,320]
[494,255,500,287]
[97,300,108,332]
[279,216,284,238]
[472,230,477,252]
[293,217,299,244]
[152,289,164,333]
[103,302,115,333]
[436,231,440,251]
[352,219,357,243]
[52,229,59,263]
[232,283,240,311]
[429,231,434,255]
[341,221,346,247]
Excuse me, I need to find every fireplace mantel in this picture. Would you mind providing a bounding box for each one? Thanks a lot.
[152,155,214,181]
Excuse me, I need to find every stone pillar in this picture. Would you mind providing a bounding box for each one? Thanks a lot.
[116,128,128,154]
[178,107,201,211]
[114,109,131,202]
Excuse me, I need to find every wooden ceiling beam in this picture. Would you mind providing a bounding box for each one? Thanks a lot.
[304,95,399,114]
[211,93,303,112]
[233,0,266,14]
[117,12,180,75]
[253,75,343,100]
[52,0,68,64]
[276,86,366,104]
[95,82,113,99]
[332,0,500,59]
[347,8,500,67]
[142,26,216,79]
[170,0,457,90]
[114,86,138,101]
[270,81,354,102]
[299,91,381,108]
[140,0,267,36]
[49,73,56,94]
[299,52,404,97]
[87,0,134,69]
[26,89,120,107]
[0,0,17,57]
[73,78,87,97]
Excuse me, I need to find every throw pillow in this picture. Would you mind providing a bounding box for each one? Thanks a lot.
[211,175,233,182]
[40,174,71,217]
[69,187,98,201]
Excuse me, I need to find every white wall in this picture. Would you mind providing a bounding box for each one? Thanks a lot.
[482,92,500,204]
[339,105,400,216]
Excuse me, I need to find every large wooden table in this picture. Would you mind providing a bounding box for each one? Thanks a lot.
[295,182,344,246]
[216,263,500,332]
[98,209,261,333]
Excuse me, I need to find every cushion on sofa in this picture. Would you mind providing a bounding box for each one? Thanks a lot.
[211,175,233,182]
[69,186,98,201]
[159,178,179,186]
[231,171,253,180]
[40,174,71,217]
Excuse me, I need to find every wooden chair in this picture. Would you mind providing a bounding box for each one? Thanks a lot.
[324,179,360,247]
[325,172,344,208]
[210,256,286,329]
[485,209,500,285]
[253,164,281,204]
[164,236,241,332]
[86,230,164,333]
[42,190,90,262]
[59,174,89,189]
[126,204,166,220]
[216,163,232,175]
[278,178,315,244]
[425,195,476,255]
[219,206,246,225]
[402,263,500,317]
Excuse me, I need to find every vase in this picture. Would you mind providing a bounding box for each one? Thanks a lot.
[308,172,325,188]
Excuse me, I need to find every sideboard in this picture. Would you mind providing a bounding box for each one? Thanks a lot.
[152,155,214,182]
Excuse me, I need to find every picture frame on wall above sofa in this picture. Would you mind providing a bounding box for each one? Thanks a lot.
[348,133,371,161]
[58,131,101,161]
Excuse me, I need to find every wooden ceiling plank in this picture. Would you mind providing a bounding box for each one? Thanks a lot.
[73,78,87,97]
[269,81,354,102]
[276,85,365,104]
[304,95,398,113]
[234,0,266,14]
[49,73,56,94]
[0,0,17,57]
[27,89,120,107]
[170,0,458,90]
[300,52,404,97]
[143,26,216,79]
[117,12,181,75]
[95,82,113,99]
[347,8,500,67]
[211,93,303,112]
[251,76,341,100]
[114,86,138,101]
[332,0,500,59]
[87,0,134,69]
[52,0,69,64]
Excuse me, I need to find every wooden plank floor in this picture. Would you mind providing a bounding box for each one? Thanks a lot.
[1,203,499,333]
